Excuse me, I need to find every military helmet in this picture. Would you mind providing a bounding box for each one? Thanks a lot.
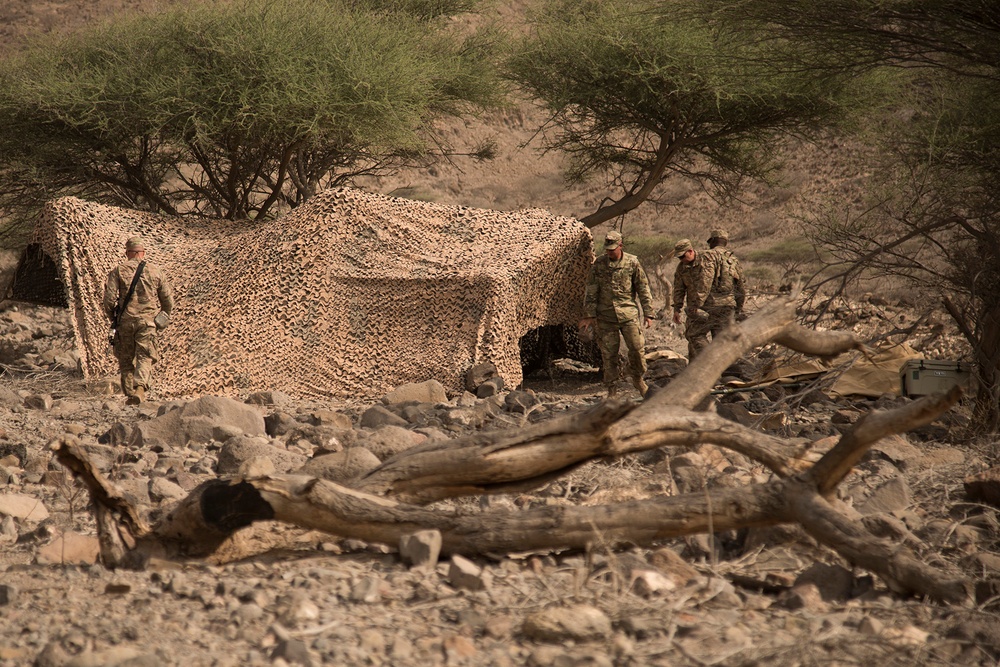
[708,228,729,243]
[673,238,693,258]
[603,230,623,252]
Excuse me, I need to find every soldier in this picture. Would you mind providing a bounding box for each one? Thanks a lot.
[579,230,656,398]
[702,228,746,337]
[670,238,714,360]
[103,236,174,405]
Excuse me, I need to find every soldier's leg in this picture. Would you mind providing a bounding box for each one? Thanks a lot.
[685,309,711,360]
[620,320,648,395]
[115,321,137,397]
[706,306,735,341]
[595,320,623,395]
[132,324,159,396]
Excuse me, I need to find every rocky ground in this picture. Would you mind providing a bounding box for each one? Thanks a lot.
[0,297,999,667]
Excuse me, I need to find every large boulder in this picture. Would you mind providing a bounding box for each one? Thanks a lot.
[129,396,266,449]
[217,436,309,475]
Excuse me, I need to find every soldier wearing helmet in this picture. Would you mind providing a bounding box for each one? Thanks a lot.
[579,230,656,398]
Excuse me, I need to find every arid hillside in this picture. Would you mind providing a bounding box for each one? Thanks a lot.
[0,0,879,295]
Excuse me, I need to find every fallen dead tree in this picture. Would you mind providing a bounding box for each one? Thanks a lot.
[55,292,974,605]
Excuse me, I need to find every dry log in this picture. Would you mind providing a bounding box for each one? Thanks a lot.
[53,292,974,605]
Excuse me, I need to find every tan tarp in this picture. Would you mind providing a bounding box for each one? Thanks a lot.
[24,188,593,399]
[739,342,922,398]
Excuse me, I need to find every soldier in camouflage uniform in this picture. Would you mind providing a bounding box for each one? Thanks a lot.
[579,230,656,398]
[702,228,746,341]
[670,238,714,360]
[103,236,174,405]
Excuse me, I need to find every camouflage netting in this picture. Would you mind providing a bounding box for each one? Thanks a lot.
[13,188,594,399]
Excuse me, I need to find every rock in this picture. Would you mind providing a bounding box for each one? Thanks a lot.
[97,422,129,446]
[716,402,757,427]
[245,390,292,407]
[0,583,18,605]
[149,477,187,502]
[648,547,699,584]
[382,380,448,405]
[359,405,409,429]
[858,476,911,515]
[216,437,307,474]
[831,408,859,424]
[475,375,505,398]
[129,395,265,449]
[364,425,424,460]
[237,455,275,478]
[350,576,382,603]
[465,361,498,392]
[522,604,613,642]
[504,389,539,414]
[309,409,353,429]
[793,563,855,601]
[295,448,381,482]
[399,530,442,570]
[271,638,315,667]
[264,411,299,437]
[36,531,101,565]
[780,583,828,612]
[448,555,491,591]
[0,387,22,410]
[964,467,1000,507]
[23,394,53,411]
[0,493,49,521]
[630,569,676,597]
[0,443,27,467]
[867,434,922,469]
[858,616,885,636]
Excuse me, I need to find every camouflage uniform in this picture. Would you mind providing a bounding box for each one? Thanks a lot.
[702,246,746,342]
[583,247,655,393]
[671,249,714,360]
[103,249,174,401]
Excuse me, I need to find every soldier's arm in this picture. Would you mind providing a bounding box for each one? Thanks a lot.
[583,264,599,318]
[633,260,656,318]
[158,272,175,315]
[102,271,119,322]
[670,266,685,311]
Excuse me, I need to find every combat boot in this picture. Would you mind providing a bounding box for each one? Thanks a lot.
[632,376,649,397]
[126,385,145,406]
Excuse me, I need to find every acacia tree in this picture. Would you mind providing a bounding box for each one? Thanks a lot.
[504,0,865,228]
[700,0,1000,433]
[0,0,504,230]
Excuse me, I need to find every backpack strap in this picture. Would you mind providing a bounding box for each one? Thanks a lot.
[112,261,146,329]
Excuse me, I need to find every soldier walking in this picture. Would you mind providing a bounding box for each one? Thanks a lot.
[670,238,714,360]
[702,228,746,338]
[103,236,174,405]
[579,230,656,398]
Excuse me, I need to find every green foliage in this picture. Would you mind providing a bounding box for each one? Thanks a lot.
[0,0,505,233]
[621,234,675,269]
[505,0,861,227]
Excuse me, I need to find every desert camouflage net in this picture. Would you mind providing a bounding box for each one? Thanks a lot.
[19,188,594,399]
